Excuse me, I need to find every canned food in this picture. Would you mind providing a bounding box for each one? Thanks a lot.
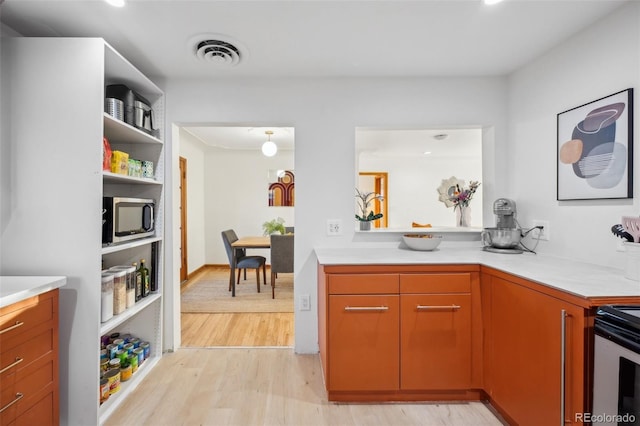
[128,354,138,373]
[105,368,120,395]
[100,348,108,360]
[133,347,144,365]
[116,349,128,363]
[108,358,121,370]
[120,363,132,381]
[112,338,124,349]
[100,358,109,372]
[140,342,150,359]
[129,337,141,348]
[100,378,110,404]
[123,342,134,355]
[106,343,118,359]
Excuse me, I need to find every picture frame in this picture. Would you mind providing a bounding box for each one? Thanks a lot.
[557,88,633,201]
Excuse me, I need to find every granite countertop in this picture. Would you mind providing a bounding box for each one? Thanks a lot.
[314,246,640,299]
[0,276,67,309]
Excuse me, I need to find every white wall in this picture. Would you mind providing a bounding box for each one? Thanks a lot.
[507,2,640,268]
[203,147,295,265]
[166,77,508,353]
[178,128,207,275]
[359,153,483,228]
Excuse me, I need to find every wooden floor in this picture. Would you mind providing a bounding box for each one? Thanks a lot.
[181,266,294,347]
[104,348,505,426]
[181,312,294,347]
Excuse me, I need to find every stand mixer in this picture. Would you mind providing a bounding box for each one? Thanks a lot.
[482,198,524,254]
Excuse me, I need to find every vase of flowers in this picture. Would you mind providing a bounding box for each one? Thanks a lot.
[355,188,384,230]
[437,177,480,227]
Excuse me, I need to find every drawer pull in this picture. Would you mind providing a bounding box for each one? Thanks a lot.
[0,357,24,374]
[0,321,24,335]
[0,392,24,413]
[344,306,389,312]
[416,304,461,311]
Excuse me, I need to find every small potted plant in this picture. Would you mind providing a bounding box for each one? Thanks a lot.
[262,217,286,235]
[355,188,384,231]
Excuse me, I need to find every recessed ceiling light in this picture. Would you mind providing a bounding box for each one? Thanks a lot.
[104,0,125,7]
[484,0,504,5]
[423,151,432,155]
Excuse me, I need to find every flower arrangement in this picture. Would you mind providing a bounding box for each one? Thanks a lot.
[355,188,384,222]
[437,177,481,210]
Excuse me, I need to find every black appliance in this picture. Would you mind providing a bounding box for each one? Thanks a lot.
[105,84,155,135]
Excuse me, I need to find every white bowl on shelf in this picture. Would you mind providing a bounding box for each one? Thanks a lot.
[402,234,443,251]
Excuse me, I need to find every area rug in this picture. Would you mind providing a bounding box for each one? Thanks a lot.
[181,269,294,313]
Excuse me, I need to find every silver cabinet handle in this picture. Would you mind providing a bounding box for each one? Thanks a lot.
[344,306,389,311]
[560,309,567,426]
[0,321,24,335]
[0,357,24,374]
[0,392,24,413]
[416,304,461,310]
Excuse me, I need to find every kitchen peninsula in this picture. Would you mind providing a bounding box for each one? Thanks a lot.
[316,246,640,425]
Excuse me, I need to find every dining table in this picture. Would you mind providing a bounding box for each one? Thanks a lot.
[230,236,271,297]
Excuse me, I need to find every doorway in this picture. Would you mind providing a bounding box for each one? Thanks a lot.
[177,125,295,348]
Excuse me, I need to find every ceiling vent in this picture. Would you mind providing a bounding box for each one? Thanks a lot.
[189,34,247,67]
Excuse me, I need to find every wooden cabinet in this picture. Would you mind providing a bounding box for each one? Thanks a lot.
[0,38,164,425]
[482,268,586,426]
[0,290,59,426]
[318,265,481,401]
[400,273,472,390]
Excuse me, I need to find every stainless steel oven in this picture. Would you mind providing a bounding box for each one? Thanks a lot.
[593,305,640,425]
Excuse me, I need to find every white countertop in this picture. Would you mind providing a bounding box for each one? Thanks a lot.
[0,276,67,308]
[315,246,640,299]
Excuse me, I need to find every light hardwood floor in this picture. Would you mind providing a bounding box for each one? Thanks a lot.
[181,266,294,347]
[181,312,294,347]
[104,348,504,426]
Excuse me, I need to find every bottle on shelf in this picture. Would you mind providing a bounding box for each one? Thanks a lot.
[132,262,143,301]
[139,259,150,297]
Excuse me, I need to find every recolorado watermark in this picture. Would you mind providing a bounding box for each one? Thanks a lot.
[575,412,636,424]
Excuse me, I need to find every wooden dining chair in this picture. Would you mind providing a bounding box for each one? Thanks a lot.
[269,234,294,299]
[221,230,267,293]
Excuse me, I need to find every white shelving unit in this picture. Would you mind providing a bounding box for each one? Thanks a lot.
[0,37,165,425]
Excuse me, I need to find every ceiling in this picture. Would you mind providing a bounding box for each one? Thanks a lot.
[1,0,629,151]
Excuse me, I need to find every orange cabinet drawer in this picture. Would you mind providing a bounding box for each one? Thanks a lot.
[0,355,55,424]
[328,274,399,294]
[400,273,470,294]
[1,326,54,380]
[0,291,55,346]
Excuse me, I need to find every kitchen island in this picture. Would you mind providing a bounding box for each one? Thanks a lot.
[315,246,640,426]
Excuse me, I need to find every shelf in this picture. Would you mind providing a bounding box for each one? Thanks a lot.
[100,292,161,335]
[102,237,161,255]
[103,113,162,145]
[98,354,161,423]
[103,171,162,185]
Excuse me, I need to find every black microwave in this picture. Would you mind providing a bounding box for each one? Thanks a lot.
[102,197,155,245]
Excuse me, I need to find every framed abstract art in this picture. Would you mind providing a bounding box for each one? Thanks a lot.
[557,88,633,200]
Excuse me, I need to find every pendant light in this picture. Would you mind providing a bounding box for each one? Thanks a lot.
[262,130,277,157]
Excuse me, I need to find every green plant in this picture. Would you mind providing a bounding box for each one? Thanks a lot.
[355,188,384,222]
[262,217,286,235]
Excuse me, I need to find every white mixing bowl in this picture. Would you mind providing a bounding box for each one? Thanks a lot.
[402,234,443,251]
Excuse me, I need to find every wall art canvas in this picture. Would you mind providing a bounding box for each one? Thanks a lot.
[557,88,633,200]
[268,169,295,206]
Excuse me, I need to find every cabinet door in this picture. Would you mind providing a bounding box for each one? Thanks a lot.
[328,294,399,392]
[489,277,585,425]
[400,293,471,390]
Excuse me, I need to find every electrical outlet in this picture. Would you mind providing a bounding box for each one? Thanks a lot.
[300,294,311,311]
[532,220,550,241]
[327,219,342,236]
